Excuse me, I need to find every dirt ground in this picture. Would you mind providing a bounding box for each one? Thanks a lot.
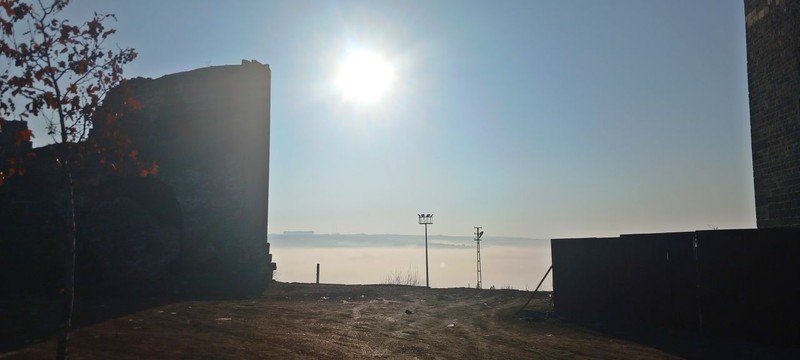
[2,283,798,359]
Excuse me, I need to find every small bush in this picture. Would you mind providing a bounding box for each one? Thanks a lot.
[382,267,420,286]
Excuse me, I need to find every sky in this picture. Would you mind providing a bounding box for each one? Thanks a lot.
[37,0,755,239]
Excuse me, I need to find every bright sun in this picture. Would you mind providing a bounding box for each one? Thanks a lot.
[335,50,395,103]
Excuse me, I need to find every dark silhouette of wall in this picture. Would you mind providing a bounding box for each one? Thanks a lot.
[551,233,698,331]
[0,62,275,297]
[551,229,800,345]
[91,61,274,296]
[0,120,32,151]
[0,120,33,172]
[745,0,800,227]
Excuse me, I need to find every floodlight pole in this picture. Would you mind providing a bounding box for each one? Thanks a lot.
[425,222,429,288]
[418,214,433,288]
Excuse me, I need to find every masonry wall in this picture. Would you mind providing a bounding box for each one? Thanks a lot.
[0,63,274,297]
[88,62,274,295]
[745,0,800,227]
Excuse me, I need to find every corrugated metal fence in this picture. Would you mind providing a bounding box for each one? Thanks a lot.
[551,229,800,344]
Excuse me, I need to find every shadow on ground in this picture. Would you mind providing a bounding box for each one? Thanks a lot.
[0,294,183,353]
[564,318,800,359]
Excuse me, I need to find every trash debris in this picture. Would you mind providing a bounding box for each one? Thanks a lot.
[170,312,177,315]
[320,296,329,300]
[447,323,455,328]
[405,309,413,315]
[216,318,232,321]
[545,334,552,337]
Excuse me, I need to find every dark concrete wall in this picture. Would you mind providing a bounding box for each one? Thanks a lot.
[745,0,800,227]
[551,229,800,345]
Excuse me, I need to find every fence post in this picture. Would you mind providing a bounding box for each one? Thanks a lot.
[316,263,320,284]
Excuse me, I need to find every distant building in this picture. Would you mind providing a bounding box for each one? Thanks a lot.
[745,0,800,227]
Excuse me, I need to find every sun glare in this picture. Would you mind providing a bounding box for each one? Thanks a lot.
[336,50,395,103]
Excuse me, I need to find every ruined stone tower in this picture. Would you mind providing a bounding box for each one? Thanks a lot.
[745,0,800,227]
[0,62,274,296]
[91,61,274,295]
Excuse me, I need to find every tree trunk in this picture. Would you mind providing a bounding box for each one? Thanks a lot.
[56,159,77,360]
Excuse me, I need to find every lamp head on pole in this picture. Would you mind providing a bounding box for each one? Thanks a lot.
[418,213,434,225]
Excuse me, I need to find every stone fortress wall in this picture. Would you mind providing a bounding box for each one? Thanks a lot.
[0,61,275,296]
[745,0,800,227]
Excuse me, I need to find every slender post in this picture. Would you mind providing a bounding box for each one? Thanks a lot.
[418,214,433,288]
[316,263,320,284]
[517,265,553,314]
[476,236,481,288]
[424,223,430,288]
[57,160,77,360]
[693,233,703,332]
[475,226,483,289]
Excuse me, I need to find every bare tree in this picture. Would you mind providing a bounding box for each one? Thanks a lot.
[0,1,136,358]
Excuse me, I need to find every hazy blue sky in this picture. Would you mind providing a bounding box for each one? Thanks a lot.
[45,0,754,238]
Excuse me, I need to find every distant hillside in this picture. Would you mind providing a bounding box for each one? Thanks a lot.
[268,233,549,249]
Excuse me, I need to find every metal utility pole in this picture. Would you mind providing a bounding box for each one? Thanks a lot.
[418,214,434,288]
[475,226,484,289]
